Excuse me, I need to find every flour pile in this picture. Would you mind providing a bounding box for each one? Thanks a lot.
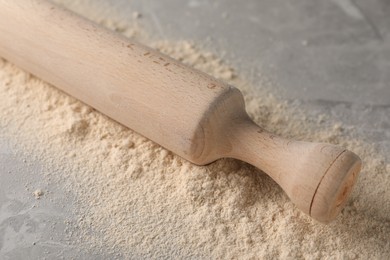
[0,1,389,259]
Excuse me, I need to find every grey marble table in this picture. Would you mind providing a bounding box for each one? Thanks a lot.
[1,0,389,258]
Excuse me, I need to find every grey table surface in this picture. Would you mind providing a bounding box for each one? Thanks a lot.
[1,0,389,259]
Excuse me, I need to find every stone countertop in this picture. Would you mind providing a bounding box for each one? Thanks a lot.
[1,0,389,258]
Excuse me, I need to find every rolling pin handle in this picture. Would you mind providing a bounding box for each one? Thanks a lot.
[227,119,361,223]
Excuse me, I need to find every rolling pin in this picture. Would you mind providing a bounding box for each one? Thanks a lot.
[0,0,362,223]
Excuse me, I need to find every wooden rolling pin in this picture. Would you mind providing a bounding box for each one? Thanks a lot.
[0,0,362,223]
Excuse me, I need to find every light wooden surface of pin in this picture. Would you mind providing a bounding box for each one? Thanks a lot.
[0,0,362,223]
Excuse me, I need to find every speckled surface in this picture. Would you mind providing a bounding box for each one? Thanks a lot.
[1,0,389,259]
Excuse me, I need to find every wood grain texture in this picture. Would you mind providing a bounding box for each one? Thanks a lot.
[0,0,362,223]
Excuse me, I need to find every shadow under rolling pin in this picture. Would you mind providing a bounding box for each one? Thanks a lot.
[0,0,362,223]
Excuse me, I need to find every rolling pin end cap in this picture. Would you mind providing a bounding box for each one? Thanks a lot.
[310,150,362,223]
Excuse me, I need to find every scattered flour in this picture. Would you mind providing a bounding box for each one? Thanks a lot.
[0,1,389,259]
[33,189,44,200]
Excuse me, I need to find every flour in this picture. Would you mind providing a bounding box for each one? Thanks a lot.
[0,1,389,259]
[33,189,44,199]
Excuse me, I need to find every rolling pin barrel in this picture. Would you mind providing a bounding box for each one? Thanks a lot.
[0,0,362,223]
